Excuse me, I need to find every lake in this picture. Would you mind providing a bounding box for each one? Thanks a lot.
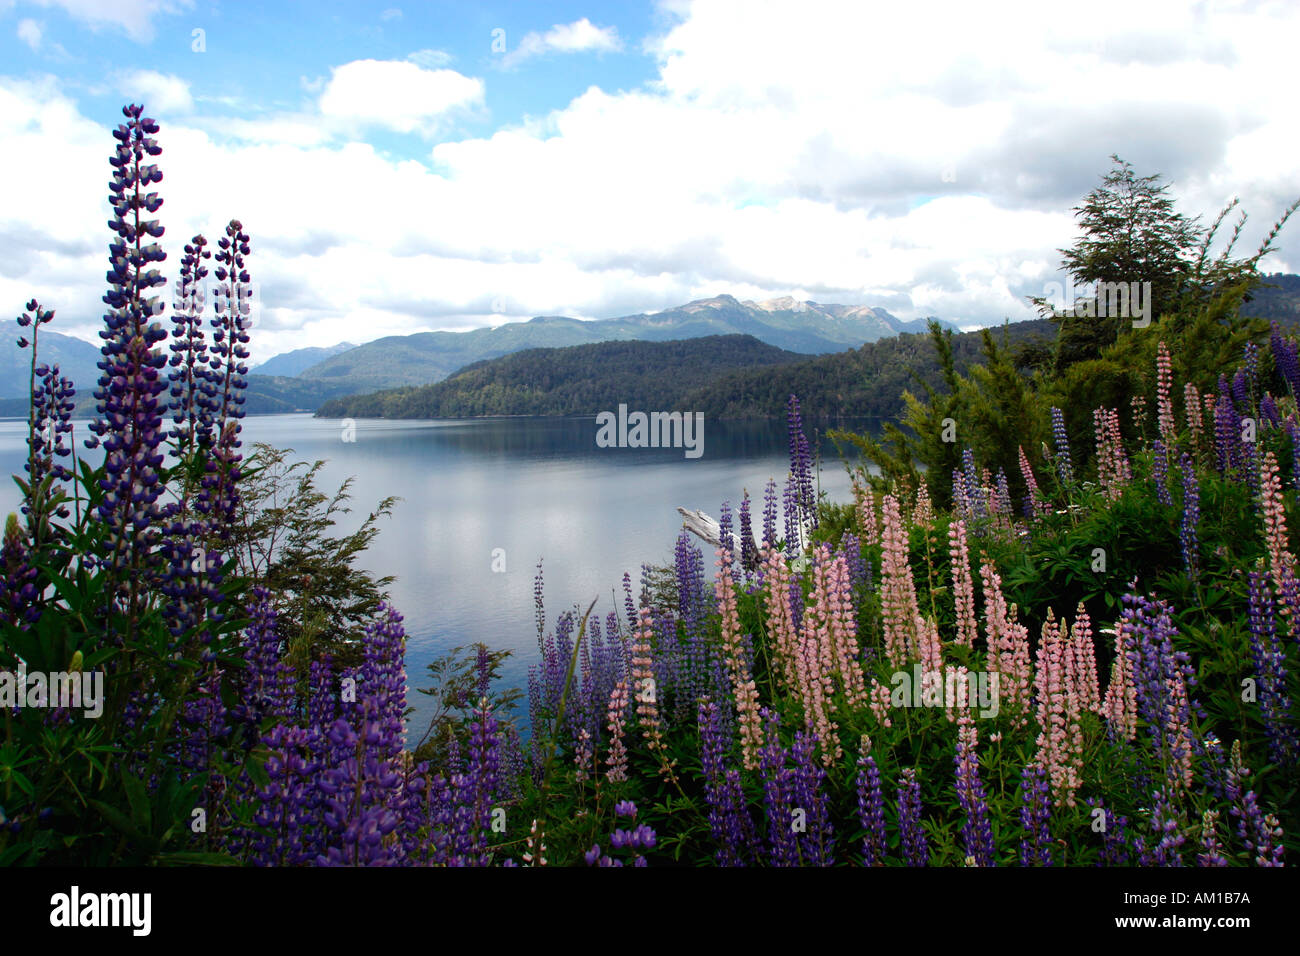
[0,412,875,742]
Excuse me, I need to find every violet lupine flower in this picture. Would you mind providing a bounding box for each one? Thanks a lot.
[1149,787,1185,866]
[759,708,800,867]
[790,729,835,866]
[782,475,803,552]
[194,220,253,542]
[0,515,40,630]
[87,106,171,583]
[1152,439,1172,507]
[1260,393,1281,429]
[27,361,77,491]
[962,449,985,522]
[1120,591,1201,790]
[897,767,929,867]
[1051,407,1074,486]
[675,530,709,718]
[698,698,756,866]
[167,234,213,450]
[534,559,546,647]
[762,478,778,549]
[1086,799,1132,866]
[1213,376,1238,476]
[1246,570,1298,766]
[953,718,995,866]
[1179,453,1200,578]
[856,747,887,866]
[1271,322,1300,397]
[994,469,1012,522]
[1018,761,1053,866]
[787,394,817,534]
[242,722,320,866]
[838,532,866,593]
[238,588,295,731]
[718,499,733,555]
[738,490,758,573]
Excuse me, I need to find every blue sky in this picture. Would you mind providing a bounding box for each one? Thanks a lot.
[1,0,1298,363]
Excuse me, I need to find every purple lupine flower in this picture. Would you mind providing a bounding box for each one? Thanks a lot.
[855,749,887,866]
[962,449,986,522]
[839,531,866,593]
[1149,787,1185,866]
[1051,407,1074,485]
[790,729,835,866]
[698,698,755,866]
[86,106,171,588]
[787,394,817,535]
[167,233,212,450]
[1152,439,1172,507]
[0,516,39,630]
[1179,453,1200,577]
[762,477,778,549]
[759,708,800,867]
[1120,591,1202,789]
[1018,761,1052,866]
[27,361,77,490]
[953,722,995,866]
[897,767,929,867]
[738,490,758,574]
[1287,420,1300,492]
[1260,393,1281,429]
[1213,376,1238,476]
[994,469,1012,520]
[718,499,733,556]
[1246,570,1298,766]
[1271,323,1300,397]
[238,588,295,730]
[675,531,709,718]
[1086,799,1132,866]
[782,475,802,552]
[534,559,546,647]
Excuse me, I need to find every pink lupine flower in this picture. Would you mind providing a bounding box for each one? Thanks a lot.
[605,680,630,782]
[978,560,1032,724]
[808,545,868,706]
[868,678,893,729]
[916,613,943,678]
[760,545,801,693]
[858,487,879,548]
[1103,625,1138,742]
[949,519,978,648]
[1260,452,1297,606]
[914,483,933,526]
[1094,407,1131,500]
[1033,611,1083,807]
[1184,382,1203,444]
[1017,446,1048,519]
[716,546,763,770]
[1156,342,1176,443]
[1068,603,1102,714]
[630,608,663,752]
[880,494,921,667]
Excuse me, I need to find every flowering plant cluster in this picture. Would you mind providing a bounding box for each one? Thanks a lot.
[2,106,1296,867]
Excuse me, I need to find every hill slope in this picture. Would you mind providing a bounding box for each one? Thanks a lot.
[299,295,959,394]
[317,321,1058,422]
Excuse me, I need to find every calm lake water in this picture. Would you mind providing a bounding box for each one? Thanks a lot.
[0,413,875,741]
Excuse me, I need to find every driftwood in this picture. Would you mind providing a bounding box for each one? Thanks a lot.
[676,507,759,571]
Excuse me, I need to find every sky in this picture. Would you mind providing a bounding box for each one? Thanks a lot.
[1,0,1298,364]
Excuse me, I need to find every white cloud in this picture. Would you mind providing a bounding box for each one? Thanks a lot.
[115,69,193,113]
[17,17,42,50]
[23,0,192,43]
[318,60,483,135]
[380,7,401,21]
[407,48,452,69]
[1,1,1298,363]
[501,17,622,68]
